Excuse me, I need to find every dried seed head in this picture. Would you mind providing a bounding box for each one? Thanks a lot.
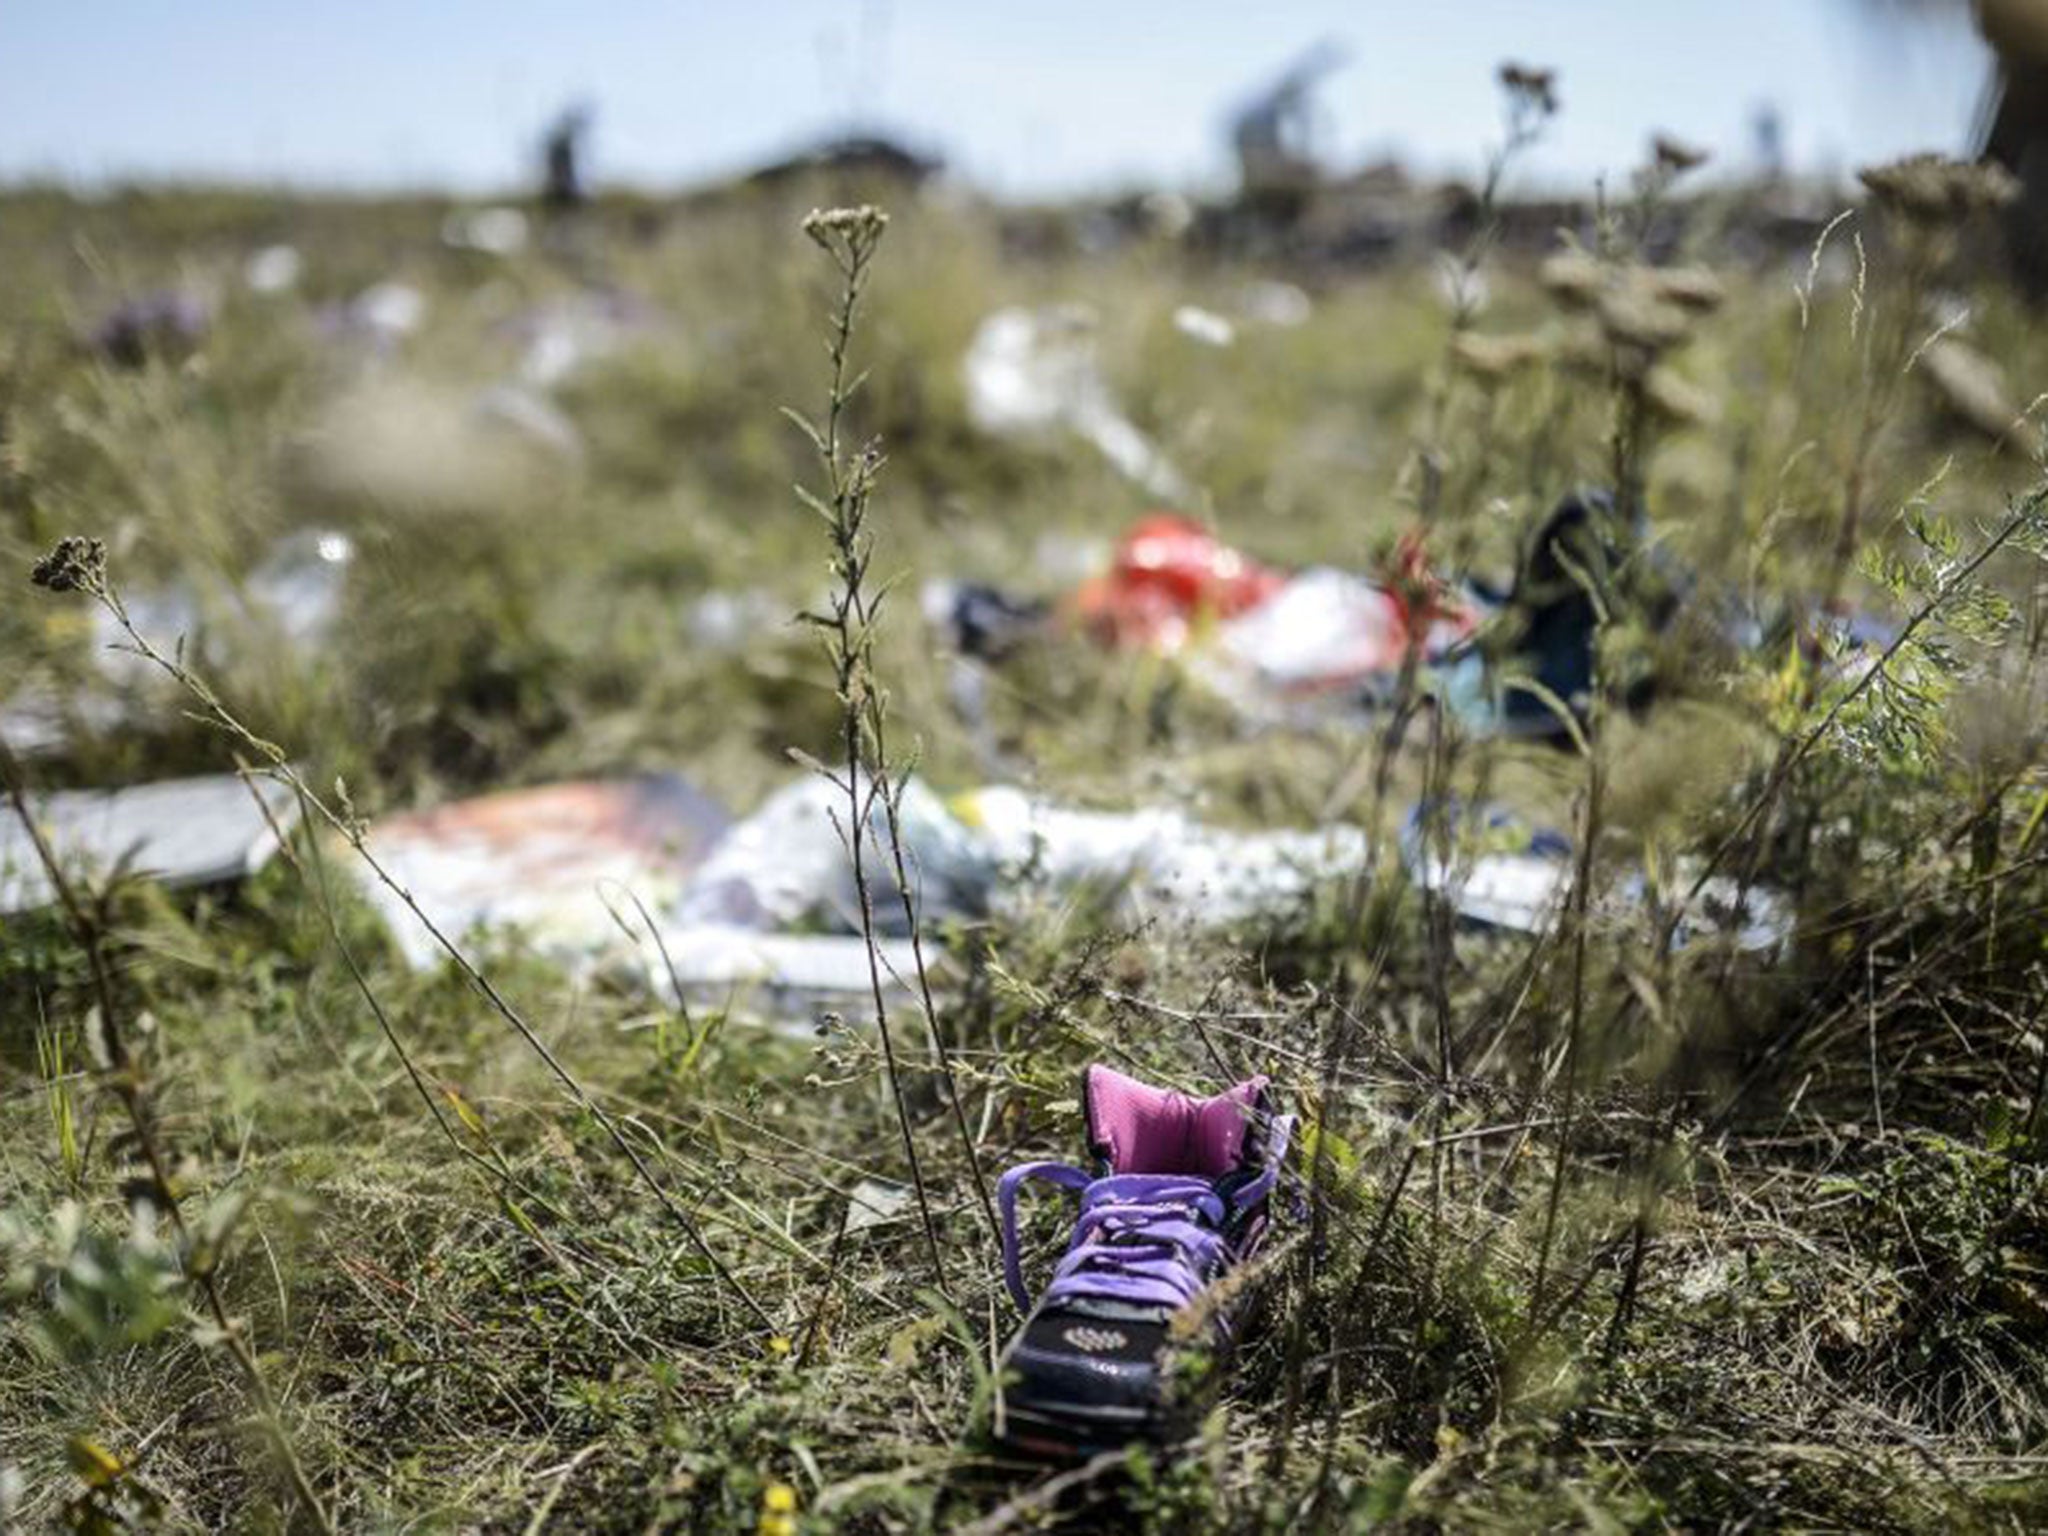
[1450,330,1547,382]
[1550,329,1611,379]
[1858,154,2018,227]
[802,203,890,255]
[1650,265,1726,314]
[1642,365,1720,427]
[1651,134,1710,176]
[1597,269,1693,356]
[30,536,107,596]
[1497,62,1559,117]
[1539,249,1604,311]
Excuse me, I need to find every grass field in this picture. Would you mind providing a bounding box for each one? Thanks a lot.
[4,133,2048,1532]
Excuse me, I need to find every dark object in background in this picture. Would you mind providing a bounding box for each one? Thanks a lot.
[89,292,209,368]
[924,580,1050,663]
[744,133,942,192]
[541,104,592,214]
[1978,0,2048,296]
[1438,487,1672,738]
[1508,488,1624,724]
[1228,38,1349,229]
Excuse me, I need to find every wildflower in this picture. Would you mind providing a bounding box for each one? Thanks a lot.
[30,536,107,596]
[758,1480,799,1536]
[1858,154,2018,227]
[766,1334,793,1359]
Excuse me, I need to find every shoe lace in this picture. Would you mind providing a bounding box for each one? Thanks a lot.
[998,1114,1293,1315]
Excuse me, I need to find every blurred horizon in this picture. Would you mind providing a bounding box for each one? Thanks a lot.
[0,0,1997,200]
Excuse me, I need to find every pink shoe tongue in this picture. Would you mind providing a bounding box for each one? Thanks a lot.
[1084,1065,1268,1177]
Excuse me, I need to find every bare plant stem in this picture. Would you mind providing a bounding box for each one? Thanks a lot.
[1,740,335,1536]
[797,206,951,1299]
[1528,743,1601,1327]
[869,733,999,1250]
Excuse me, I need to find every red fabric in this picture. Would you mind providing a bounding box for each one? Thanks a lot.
[1069,513,1286,653]
[1083,1064,1267,1177]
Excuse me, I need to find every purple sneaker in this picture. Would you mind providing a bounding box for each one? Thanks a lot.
[994,1065,1294,1458]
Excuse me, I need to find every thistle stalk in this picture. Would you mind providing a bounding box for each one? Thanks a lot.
[791,205,959,1297]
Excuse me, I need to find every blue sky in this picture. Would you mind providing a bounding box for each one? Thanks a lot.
[0,1,1994,197]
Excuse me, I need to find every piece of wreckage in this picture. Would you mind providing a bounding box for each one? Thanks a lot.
[87,290,213,369]
[0,774,300,917]
[341,771,1367,1014]
[1400,802,1791,954]
[924,498,1612,740]
[0,764,1790,977]
[963,303,1191,501]
[926,488,1900,748]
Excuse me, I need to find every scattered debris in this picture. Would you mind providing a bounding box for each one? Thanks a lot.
[963,305,1190,499]
[920,580,1048,663]
[1238,279,1312,327]
[1434,490,1645,739]
[244,244,303,294]
[320,282,427,350]
[843,1178,915,1235]
[1,774,299,916]
[1200,563,1479,722]
[502,289,664,388]
[85,529,356,686]
[951,783,1368,926]
[241,530,358,649]
[937,513,1483,727]
[1172,304,1236,347]
[1401,803,1790,952]
[686,589,791,653]
[359,776,728,971]
[1070,513,1286,652]
[672,776,982,935]
[442,205,530,256]
[345,774,933,1007]
[640,926,921,1009]
[672,773,1368,939]
[471,384,584,460]
[1,529,358,758]
[88,292,210,367]
[301,378,579,512]
[0,692,100,759]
